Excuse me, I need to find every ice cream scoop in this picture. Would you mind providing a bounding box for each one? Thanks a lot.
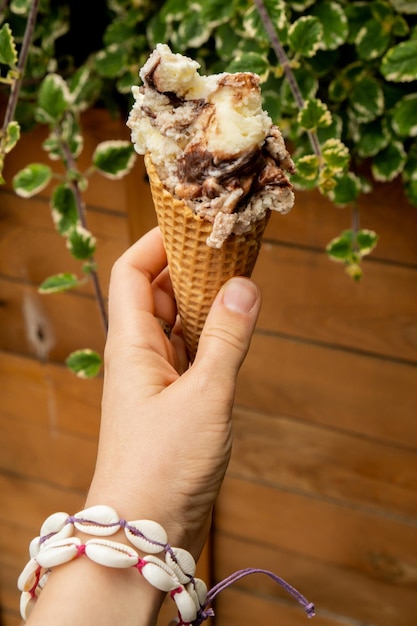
[127,43,295,248]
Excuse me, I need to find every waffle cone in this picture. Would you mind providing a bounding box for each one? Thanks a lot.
[145,153,270,361]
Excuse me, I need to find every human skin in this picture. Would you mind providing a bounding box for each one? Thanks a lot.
[25,227,261,626]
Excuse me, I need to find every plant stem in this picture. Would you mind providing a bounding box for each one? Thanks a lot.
[60,131,109,335]
[2,0,41,133]
[253,0,322,159]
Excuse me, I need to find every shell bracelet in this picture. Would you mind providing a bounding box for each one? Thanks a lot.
[17,505,315,625]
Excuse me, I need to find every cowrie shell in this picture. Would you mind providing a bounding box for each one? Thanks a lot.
[85,538,139,568]
[29,536,41,558]
[140,555,179,591]
[189,578,208,606]
[73,505,120,536]
[35,537,81,568]
[166,547,196,583]
[40,511,72,537]
[185,578,208,610]
[17,559,43,592]
[172,585,198,623]
[125,520,167,553]
[20,591,37,620]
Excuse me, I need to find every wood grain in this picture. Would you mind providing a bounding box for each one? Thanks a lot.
[230,407,417,518]
[252,241,417,362]
[216,477,417,595]
[236,333,417,447]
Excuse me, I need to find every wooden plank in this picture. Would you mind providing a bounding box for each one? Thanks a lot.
[252,241,417,363]
[0,412,97,492]
[0,351,102,438]
[0,476,86,623]
[216,477,417,585]
[213,536,417,626]
[230,407,417,519]
[0,279,107,362]
[0,190,129,287]
[236,333,417,448]
[266,180,417,267]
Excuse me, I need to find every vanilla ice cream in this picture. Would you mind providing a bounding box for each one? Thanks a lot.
[127,44,295,248]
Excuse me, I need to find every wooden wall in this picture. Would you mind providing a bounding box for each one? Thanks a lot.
[1,111,416,626]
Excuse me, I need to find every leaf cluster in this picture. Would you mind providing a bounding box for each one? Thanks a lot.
[1,0,416,339]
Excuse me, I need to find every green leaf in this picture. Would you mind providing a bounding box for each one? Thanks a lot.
[226,52,270,80]
[355,118,391,158]
[326,228,378,279]
[328,62,364,102]
[404,178,417,205]
[215,22,242,60]
[381,40,417,82]
[38,272,80,294]
[321,138,350,172]
[0,23,18,67]
[288,16,323,57]
[388,0,417,13]
[327,172,361,205]
[356,19,391,60]
[66,225,97,260]
[402,141,417,182]
[10,0,31,14]
[95,44,128,78]
[51,184,78,235]
[350,75,384,123]
[36,74,71,124]
[310,0,348,50]
[372,141,407,181]
[242,0,287,43]
[92,140,136,179]
[392,94,417,137]
[356,229,379,256]
[326,229,355,261]
[12,163,52,198]
[66,349,102,379]
[4,121,20,154]
[298,98,332,131]
[173,11,212,49]
[293,154,320,182]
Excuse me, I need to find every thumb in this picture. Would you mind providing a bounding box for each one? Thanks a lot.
[193,277,261,381]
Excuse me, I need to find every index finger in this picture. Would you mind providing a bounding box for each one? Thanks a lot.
[107,227,167,333]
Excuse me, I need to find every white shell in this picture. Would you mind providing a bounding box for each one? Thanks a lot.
[20,591,37,620]
[85,538,139,568]
[73,505,120,536]
[166,547,196,583]
[29,536,41,558]
[17,559,43,592]
[40,511,70,538]
[35,537,81,568]
[125,519,167,553]
[188,578,208,606]
[140,555,179,592]
[172,585,198,623]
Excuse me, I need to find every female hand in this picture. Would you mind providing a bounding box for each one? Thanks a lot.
[88,226,261,558]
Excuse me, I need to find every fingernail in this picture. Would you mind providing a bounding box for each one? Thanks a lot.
[222,278,258,314]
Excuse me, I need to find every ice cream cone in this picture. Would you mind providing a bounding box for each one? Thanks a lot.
[145,153,270,361]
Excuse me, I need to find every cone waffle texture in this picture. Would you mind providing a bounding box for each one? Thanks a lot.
[145,153,270,361]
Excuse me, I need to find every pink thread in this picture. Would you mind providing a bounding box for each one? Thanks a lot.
[135,558,147,574]
[170,586,184,599]
[76,544,87,557]
[29,565,43,598]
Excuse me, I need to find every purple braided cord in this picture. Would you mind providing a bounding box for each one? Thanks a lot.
[193,568,315,625]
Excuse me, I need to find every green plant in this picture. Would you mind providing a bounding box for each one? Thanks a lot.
[1,0,416,372]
